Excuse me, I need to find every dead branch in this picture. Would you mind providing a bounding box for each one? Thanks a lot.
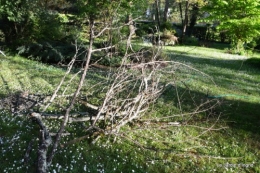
[20,7,222,172]
[42,43,80,112]
[92,45,115,53]
[49,133,70,137]
[29,112,52,173]
[46,19,95,167]
[23,139,34,165]
[61,70,83,96]
[0,50,6,57]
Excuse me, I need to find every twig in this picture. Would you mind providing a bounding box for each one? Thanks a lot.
[0,50,6,57]
[42,43,79,112]
[23,139,34,165]
[46,20,95,166]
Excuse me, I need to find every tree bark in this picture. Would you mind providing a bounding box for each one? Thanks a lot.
[155,0,161,28]
[179,0,190,43]
[179,2,184,43]
[163,0,170,22]
[183,0,189,36]
[46,18,95,169]
[189,3,199,36]
[30,113,52,173]
[127,15,136,37]
[126,14,136,52]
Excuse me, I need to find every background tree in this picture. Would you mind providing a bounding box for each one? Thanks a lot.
[163,0,170,22]
[203,0,260,53]
[26,1,153,171]
[189,2,200,36]
[0,0,71,47]
[0,0,34,45]
[155,0,161,27]
[176,0,206,42]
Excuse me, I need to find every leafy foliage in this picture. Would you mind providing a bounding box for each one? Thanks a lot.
[0,0,73,46]
[203,0,260,52]
[0,0,35,45]
[17,41,85,64]
[136,22,155,36]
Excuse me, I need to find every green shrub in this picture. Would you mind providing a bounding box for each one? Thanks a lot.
[136,22,155,36]
[97,56,122,66]
[17,41,86,64]
[163,29,176,36]
[245,40,257,50]
[161,22,176,36]
[32,11,65,41]
[160,22,174,31]
[224,41,254,55]
[183,36,199,46]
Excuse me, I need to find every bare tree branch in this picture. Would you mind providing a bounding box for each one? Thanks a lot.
[46,19,95,167]
[42,42,80,112]
[92,45,115,53]
[29,112,52,173]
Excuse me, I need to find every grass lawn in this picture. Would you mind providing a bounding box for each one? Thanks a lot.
[0,45,260,173]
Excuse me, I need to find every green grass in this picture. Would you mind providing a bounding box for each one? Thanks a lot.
[0,45,260,173]
[0,55,65,95]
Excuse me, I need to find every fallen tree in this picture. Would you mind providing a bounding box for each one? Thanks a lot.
[0,2,223,173]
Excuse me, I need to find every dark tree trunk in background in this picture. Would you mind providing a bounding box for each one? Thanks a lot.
[179,0,189,43]
[0,18,18,45]
[163,0,170,22]
[179,2,183,25]
[179,2,183,43]
[0,16,31,47]
[189,3,199,36]
[155,0,161,28]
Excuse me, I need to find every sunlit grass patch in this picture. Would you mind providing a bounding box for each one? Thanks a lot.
[0,61,23,91]
[165,46,260,104]
[0,55,79,96]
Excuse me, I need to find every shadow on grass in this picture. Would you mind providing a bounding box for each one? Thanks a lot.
[164,50,260,98]
[160,50,260,137]
[0,74,10,96]
[155,82,260,171]
[245,57,260,69]
[160,80,260,140]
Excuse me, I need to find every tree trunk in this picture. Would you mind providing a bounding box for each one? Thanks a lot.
[178,2,183,43]
[180,0,189,43]
[189,3,199,36]
[127,15,136,38]
[29,113,52,173]
[163,0,170,22]
[46,18,95,170]
[155,0,161,28]
[125,14,136,52]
